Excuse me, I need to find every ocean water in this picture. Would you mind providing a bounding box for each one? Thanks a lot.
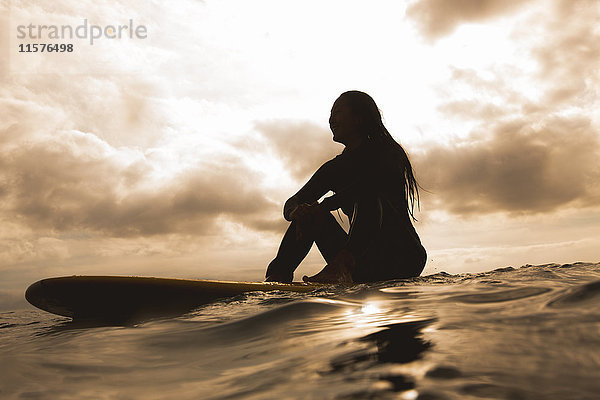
[2,262,600,400]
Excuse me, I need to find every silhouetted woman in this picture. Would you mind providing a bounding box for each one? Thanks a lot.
[265,91,426,283]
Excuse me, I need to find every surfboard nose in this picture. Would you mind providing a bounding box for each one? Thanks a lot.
[25,280,44,309]
[25,278,75,318]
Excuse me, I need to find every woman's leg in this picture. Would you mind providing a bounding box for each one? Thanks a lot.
[266,209,347,282]
[303,197,384,284]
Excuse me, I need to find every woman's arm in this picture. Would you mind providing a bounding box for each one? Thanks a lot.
[319,170,373,213]
[283,157,340,221]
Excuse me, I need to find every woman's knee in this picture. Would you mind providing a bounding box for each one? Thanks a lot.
[293,204,327,226]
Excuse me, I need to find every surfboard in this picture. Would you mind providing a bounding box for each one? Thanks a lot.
[25,276,321,322]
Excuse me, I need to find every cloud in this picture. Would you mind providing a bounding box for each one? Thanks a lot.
[253,119,342,181]
[527,1,600,109]
[415,116,600,215]
[419,0,600,217]
[415,0,599,112]
[0,129,279,238]
[437,98,509,121]
[434,66,530,123]
[406,0,535,40]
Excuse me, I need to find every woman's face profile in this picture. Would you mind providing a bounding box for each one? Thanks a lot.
[329,97,359,145]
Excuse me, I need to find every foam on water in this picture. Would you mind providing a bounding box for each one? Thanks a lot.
[1,262,600,399]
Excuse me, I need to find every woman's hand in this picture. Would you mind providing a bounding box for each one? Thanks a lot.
[289,202,320,220]
[289,202,321,241]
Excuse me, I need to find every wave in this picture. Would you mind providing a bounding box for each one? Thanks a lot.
[546,280,600,308]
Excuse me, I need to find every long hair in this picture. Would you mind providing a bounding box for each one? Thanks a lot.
[339,90,420,221]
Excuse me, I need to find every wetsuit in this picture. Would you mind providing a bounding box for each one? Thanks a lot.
[268,140,426,283]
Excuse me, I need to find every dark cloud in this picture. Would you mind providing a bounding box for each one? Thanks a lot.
[406,0,535,40]
[415,116,600,215]
[253,120,342,181]
[0,130,279,237]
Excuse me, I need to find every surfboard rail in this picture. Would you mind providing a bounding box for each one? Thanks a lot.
[25,275,321,322]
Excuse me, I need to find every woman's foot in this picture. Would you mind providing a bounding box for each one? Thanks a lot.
[265,259,294,283]
[302,263,353,284]
[303,249,355,284]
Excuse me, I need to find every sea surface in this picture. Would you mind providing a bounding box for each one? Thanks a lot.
[2,262,600,400]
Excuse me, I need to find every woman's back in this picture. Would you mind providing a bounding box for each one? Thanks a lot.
[344,142,426,281]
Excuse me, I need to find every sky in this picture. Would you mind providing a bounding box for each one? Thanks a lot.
[1,0,599,308]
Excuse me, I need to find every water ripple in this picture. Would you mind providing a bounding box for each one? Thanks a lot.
[448,287,552,304]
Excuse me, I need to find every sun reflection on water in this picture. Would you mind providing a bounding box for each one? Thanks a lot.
[360,303,380,315]
[342,300,388,331]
